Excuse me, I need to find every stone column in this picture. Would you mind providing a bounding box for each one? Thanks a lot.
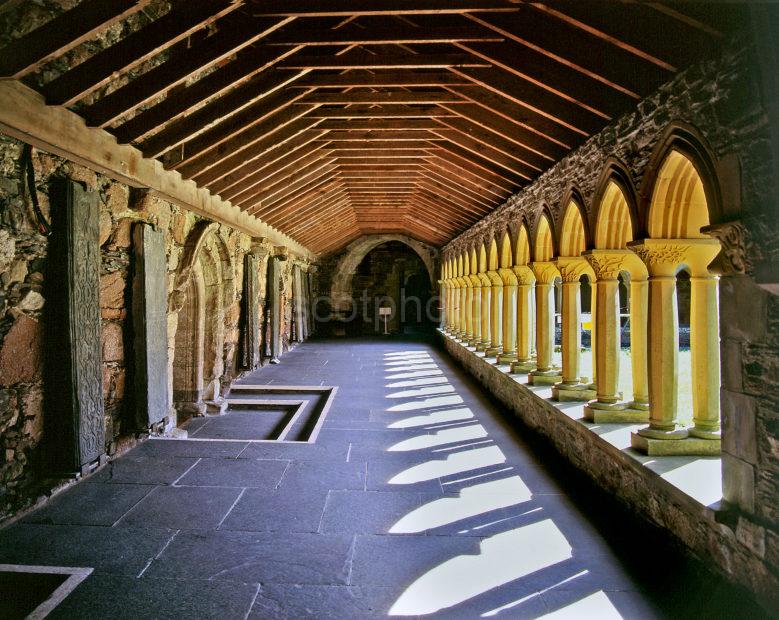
[468,274,482,347]
[629,277,650,410]
[552,258,595,400]
[529,262,561,384]
[477,272,491,351]
[690,273,722,439]
[628,239,721,455]
[458,277,469,341]
[485,270,503,357]
[583,250,648,423]
[450,279,460,336]
[464,276,475,343]
[510,266,536,373]
[444,277,453,333]
[497,268,518,364]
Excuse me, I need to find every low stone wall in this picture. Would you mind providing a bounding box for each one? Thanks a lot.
[441,331,779,612]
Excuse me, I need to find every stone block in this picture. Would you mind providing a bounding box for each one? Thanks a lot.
[102,322,124,363]
[630,433,721,456]
[720,338,743,393]
[100,271,125,309]
[736,516,766,559]
[721,389,758,464]
[16,290,43,312]
[719,276,766,342]
[722,452,756,513]
[0,314,42,386]
[583,406,649,424]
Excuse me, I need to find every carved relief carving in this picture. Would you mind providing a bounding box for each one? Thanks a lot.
[702,221,753,276]
[631,245,690,267]
[585,254,626,280]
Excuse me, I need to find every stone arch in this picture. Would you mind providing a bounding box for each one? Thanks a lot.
[515,223,531,266]
[499,230,513,269]
[641,122,723,238]
[329,234,437,310]
[534,212,555,262]
[478,242,488,272]
[170,221,235,416]
[592,159,639,250]
[559,197,588,257]
[487,237,499,271]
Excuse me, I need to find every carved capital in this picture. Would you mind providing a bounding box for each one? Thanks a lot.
[555,257,593,283]
[701,220,753,276]
[498,267,518,286]
[531,261,560,284]
[584,253,626,280]
[477,272,492,287]
[511,265,535,286]
[486,270,503,286]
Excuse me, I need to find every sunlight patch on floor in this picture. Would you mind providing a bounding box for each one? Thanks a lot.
[386,395,464,412]
[389,519,573,616]
[387,408,475,429]
[388,424,489,452]
[390,476,533,534]
[388,445,506,484]
[538,590,622,619]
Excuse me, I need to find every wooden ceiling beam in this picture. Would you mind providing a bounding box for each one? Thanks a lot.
[289,71,473,88]
[278,53,491,70]
[335,160,426,168]
[424,150,514,193]
[415,172,498,210]
[319,119,442,131]
[163,89,314,165]
[40,0,241,105]
[282,193,352,233]
[420,161,508,201]
[238,161,338,210]
[322,140,441,150]
[82,15,294,128]
[0,0,153,78]
[188,118,325,185]
[229,150,334,203]
[176,107,321,180]
[426,143,522,188]
[218,142,330,201]
[113,45,307,143]
[251,2,519,17]
[331,150,430,158]
[316,130,443,140]
[430,133,533,181]
[140,66,307,157]
[255,175,343,218]
[265,26,503,46]
[210,132,326,197]
[308,105,456,119]
[433,117,548,171]
[295,90,466,105]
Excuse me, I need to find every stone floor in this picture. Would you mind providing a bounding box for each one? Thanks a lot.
[0,336,768,619]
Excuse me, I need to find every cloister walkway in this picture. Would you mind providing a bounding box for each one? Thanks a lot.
[0,337,765,619]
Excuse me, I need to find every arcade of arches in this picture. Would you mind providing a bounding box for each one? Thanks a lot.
[0,1,777,616]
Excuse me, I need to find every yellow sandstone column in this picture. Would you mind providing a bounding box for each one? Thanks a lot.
[485,270,503,357]
[463,276,474,343]
[552,258,596,401]
[511,266,536,373]
[477,272,491,352]
[498,268,518,364]
[689,270,722,439]
[583,251,649,422]
[628,239,721,455]
[529,262,561,385]
[468,273,482,347]
[629,277,650,410]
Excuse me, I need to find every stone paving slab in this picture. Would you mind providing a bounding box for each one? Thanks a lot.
[0,337,767,618]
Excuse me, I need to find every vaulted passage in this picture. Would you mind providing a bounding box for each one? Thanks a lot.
[0,1,777,616]
[0,338,765,618]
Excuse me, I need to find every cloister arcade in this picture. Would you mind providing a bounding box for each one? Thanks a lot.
[441,130,722,456]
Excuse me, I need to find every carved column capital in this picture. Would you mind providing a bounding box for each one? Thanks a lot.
[498,267,518,286]
[701,220,753,276]
[511,264,535,285]
[628,238,720,277]
[531,261,560,284]
[555,256,594,283]
[486,270,503,286]
[477,272,492,287]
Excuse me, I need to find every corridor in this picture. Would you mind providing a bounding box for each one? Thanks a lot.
[0,337,763,619]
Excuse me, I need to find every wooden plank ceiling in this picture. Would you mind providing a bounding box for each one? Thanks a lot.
[1,0,745,254]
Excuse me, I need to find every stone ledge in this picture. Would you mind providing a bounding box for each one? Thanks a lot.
[631,432,721,456]
[438,330,779,611]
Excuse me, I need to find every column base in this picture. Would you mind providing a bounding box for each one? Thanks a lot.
[467,338,480,348]
[510,360,536,374]
[497,351,518,364]
[631,432,721,456]
[689,426,722,440]
[484,346,502,358]
[584,402,650,423]
[528,369,562,385]
[627,400,650,411]
[475,341,490,352]
[552,382,597,402]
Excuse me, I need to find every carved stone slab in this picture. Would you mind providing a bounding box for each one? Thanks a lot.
[268,257,281,362]
[241,252,260,369]
[49,180,105,472]
[132,223,169,429]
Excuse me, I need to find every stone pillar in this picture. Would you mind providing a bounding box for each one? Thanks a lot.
[456,277,468,340]
[464,276,475,343]
[629,277,650,410]
[450,279,460,335]
[267,249,288,364]
[485,270,503,357]
[583,250,648,423]
[552,258,595,400]
[132,223,171,431]
[529,262,561,384]
[689,274,721,439]
[510,266,536,373]
[48,180,105,475]
[629,239,721,455]
[497,268,518,363]
[468,274,482,346]
[477,272,491,351]
[241,249,262,370]
[443,277,452,332]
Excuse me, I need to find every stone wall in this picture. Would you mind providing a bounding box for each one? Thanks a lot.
[442,34,779,606]
[0,134,301,520]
